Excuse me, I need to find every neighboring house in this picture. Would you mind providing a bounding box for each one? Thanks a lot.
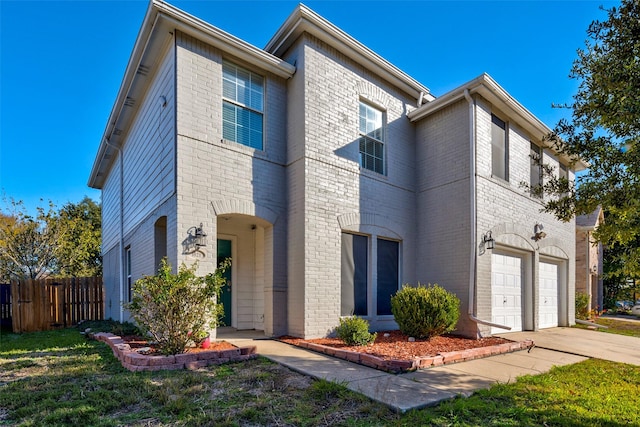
[89,1,586,339]
[576,207,604,313]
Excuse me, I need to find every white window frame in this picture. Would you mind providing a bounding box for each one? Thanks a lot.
[358,101,386,175]
[222,61,264,150]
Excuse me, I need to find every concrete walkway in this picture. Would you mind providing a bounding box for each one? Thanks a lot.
[497,327,640,366]
[222,329,591,413]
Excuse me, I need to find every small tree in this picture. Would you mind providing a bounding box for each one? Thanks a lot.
[536,2,640,279]
[55,197,102,277]
[0,199,61,280]
[575,291,590,320]
[126,258,229,355]
[391,284,460,339]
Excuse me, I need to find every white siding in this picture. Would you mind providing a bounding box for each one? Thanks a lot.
[121,44,176,236]
[101,159,121,253]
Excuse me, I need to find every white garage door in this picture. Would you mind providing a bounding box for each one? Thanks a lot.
[492,253,523,333]
[539,262,559,329]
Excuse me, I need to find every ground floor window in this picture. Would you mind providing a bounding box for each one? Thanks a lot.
[377,238,399,315]
[341,233,399,317]
[125,246,132,302]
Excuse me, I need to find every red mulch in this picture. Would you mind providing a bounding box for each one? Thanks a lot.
[121,336,236,355]
[280,330,509,361]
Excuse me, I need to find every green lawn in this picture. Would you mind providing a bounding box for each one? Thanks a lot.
[575,316,640,338]
[1,328,639,426]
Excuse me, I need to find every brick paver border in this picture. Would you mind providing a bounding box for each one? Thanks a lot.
[92,332,258,372]
[289,339,535,373]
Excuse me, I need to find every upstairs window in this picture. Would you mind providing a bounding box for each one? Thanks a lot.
[530,142,543,197]
[359,102,385,174]
[222,62,264,150]
[559,163,568,181]
[491,114,508,181]
[559,162,569,195]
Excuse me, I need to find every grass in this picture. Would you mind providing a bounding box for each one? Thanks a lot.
[574,316,640,338]
[0,328,639,426]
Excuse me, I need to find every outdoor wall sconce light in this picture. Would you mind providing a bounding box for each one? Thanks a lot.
[483,231,495,250]
[188,223,207,247]
[534,223,547,241]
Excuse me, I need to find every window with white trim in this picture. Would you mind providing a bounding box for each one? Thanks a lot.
[359,102,385,174]
[222,61,264,150]
[491,114,508,181]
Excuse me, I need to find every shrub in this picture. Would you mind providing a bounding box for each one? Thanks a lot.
[335,316,377,346]
[125,258,229,355]
[575,291,590,320]
[391,284,460,339]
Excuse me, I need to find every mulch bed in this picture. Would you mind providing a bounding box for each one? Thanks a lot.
[280,330,509,361]
[121,335,236,355]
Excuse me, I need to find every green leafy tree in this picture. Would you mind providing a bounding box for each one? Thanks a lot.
[55,197,102,277]
[0,199,61,280]
[539,1,640,279]
[0,197,102,280]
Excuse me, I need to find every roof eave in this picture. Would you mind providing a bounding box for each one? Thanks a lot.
[265,4,430,101]
[88,0,295,189]
[408,74,589,171]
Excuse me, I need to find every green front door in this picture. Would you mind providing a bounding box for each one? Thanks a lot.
[217,239,232,326]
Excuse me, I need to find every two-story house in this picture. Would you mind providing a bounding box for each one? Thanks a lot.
[89,1,584,339]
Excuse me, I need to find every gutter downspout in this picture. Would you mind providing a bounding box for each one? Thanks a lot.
[464,89,511,334]
[104,138,125,323]
[586,230,592,312]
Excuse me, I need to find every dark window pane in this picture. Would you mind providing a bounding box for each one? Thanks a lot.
[341,233,368,316]
[377,238,399,315]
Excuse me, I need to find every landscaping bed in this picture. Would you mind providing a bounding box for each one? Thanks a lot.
[91,331,257,372]
[281,331,534,373]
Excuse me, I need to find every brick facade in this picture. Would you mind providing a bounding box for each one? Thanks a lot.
[91,1,579,339]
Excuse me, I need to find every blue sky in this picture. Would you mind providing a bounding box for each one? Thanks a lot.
[0,0,615,215]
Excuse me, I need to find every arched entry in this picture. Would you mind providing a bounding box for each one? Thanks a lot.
[216,214,273,332]
[217,238,233,326]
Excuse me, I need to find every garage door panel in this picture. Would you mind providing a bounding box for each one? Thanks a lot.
[492,253,523,333]
[539,262,559,329]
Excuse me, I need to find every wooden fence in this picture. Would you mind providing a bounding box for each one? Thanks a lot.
[8,277,104,333]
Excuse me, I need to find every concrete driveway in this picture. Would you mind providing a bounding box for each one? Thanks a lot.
[498,327,640,366]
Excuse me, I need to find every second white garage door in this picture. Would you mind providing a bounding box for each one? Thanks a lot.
[491,253,523,333]
[539,261,559,329]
